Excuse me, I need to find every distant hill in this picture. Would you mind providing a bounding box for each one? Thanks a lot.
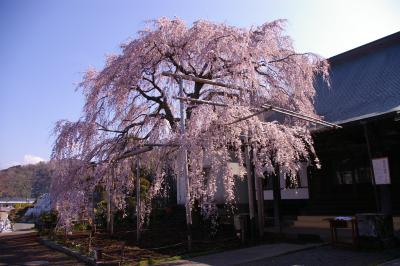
[0,162,53,199]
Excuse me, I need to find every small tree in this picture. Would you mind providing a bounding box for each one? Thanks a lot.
[51,17,328,229]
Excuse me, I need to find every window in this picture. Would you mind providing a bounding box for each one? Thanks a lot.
[262,172,274,190]
[335,167,371,185]
[355,167,371,183]
[336,170,353,184]
[262,171,303,190]
[285,173,301,189]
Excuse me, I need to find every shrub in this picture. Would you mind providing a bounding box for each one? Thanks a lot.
[36,210,58,233]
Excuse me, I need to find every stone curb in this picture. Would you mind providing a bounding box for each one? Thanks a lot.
[38,237,96,266]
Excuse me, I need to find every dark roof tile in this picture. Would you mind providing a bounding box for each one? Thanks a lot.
[315,31,400,123]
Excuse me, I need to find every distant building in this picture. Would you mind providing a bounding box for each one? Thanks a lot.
[0,198,35,208]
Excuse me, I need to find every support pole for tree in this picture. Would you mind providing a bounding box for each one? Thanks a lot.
[272,170,282,233]
[163,72,341,129]
[163,71,252,92]
[111,183,115,235]
[243,135,256,240]
[179,78,193,251]
[249,91,264,238]
[162,71,342,243]
[261,104,341,129]
[136,157,141,243]
[255,169,265,237]
[106,183,111,233]
[107,165,115,235]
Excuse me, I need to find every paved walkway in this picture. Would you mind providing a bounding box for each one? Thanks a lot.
[0,232,84,265]
[239,245,400,266]
[161,243,400,266]
[160,242,322,265]
[380,258,400,266]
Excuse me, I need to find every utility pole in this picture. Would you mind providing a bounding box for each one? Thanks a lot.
[179,78,192,251]
[136,157,141,243]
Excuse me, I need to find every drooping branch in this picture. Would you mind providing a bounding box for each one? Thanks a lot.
[51,17,329,229]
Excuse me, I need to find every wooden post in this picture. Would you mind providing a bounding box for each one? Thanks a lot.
[255,170,265,237]
[89,190,96,234]
[106,184,111,233]
[179,78,192,251]
[362,122,380,212]
[107,166,115,235]
[244,135,256,240]
[110,196,114,235]
[273,170,282,232]
[136,157,141,243]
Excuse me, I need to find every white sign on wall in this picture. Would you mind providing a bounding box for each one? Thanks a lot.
[372,157,390,185]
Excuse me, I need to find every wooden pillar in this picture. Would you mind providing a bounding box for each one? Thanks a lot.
[106,192,114,235]
[136,158,141,243]
[255,171,265,237]
[273,170,282,232]
[362,122,381,212]
[244,135,256,240]
[107,166,115,235]
[106,185,111,233]
[179,78,192,251]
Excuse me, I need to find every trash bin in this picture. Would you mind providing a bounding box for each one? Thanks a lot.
[234,213,249,243]
[356,213,394,248]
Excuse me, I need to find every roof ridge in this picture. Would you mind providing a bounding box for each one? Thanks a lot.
[329,31,400,65]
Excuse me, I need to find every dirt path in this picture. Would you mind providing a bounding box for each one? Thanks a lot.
[0,232,85,265]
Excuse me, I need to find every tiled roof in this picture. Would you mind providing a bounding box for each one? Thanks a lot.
[314,31,400,124]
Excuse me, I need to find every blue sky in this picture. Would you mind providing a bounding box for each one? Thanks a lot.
[0,0,399,169]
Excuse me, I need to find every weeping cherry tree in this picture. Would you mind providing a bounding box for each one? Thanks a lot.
[51,17,329,229]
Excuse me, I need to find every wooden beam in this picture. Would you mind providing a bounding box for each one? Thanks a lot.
[117,146,153,161]
[261,104,341,129]
[164,72,340,129]
[162,72,253,92]
[174,96,228,107]
[225,107,272,126]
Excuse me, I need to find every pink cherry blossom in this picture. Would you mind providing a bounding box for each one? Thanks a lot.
[51,17,328,228]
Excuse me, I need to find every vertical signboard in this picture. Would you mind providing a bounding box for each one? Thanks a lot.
[372,157,390,184]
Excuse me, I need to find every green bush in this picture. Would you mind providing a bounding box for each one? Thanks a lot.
[72,220,92,231]
[94,200,107,229]
[36,210,58,233]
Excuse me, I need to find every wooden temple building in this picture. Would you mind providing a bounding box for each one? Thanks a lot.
[263,31,400,230]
